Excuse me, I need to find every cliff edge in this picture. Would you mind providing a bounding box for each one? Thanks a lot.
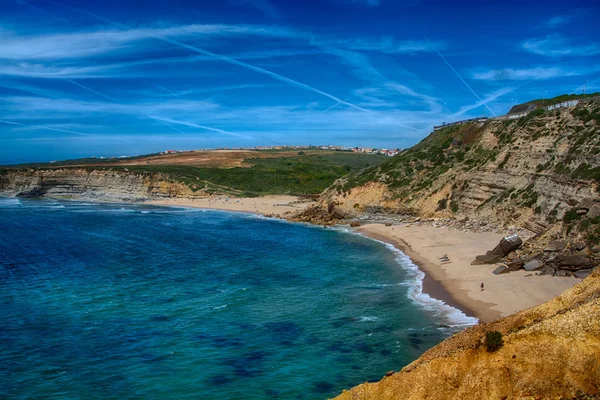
[335,269,600,399]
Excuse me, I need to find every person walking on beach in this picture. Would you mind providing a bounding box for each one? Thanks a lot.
[481,282,484,291]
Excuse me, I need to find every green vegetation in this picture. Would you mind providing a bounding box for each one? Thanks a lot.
[563,208,583,223]
[517,108,545,127]
[19,152,387,197]
[525,92,599,107]
[485,331,504,352]
[450,200,459,213]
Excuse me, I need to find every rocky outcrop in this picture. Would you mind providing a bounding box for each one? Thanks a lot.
[0,168,201,202]
[335,270,600,399]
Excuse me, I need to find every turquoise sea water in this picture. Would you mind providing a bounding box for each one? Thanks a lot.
[0,198,475,399]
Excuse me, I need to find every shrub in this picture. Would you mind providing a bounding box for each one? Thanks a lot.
[437,198,448,211]
[450,200,459,213]
[485,331,504,352]
[563,208,582,223]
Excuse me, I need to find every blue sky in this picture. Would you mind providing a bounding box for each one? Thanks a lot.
[1,0,599,164]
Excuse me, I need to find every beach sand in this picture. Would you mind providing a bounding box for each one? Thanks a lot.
[148,195,315,216]
[356,223,580,322]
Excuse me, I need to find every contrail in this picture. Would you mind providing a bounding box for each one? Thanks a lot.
[287,96,354,132]
[570,77,599,95]
[63,78,190,135]
[150,116,253,139]
[426,38,497,117]
[36,0,370,113]
[0,119,90,136]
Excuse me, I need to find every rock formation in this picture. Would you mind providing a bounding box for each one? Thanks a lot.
[335,270,600,399]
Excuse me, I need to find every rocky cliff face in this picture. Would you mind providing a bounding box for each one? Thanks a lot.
[312,99,600,254]
[324,100,599,222]
[0,168,200,202]
[335,270,600,399]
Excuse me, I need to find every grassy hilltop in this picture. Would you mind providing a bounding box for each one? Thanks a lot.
[1,149,387,197]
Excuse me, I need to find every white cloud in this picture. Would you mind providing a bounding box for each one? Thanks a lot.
[0,24,295,61]
[322,37,442,54]
[472,67,581,81]
[521,34,600,57]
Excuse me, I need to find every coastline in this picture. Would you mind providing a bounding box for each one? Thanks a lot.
[356,224,581,323]
[19,194,580,325]
[146,195,315,216]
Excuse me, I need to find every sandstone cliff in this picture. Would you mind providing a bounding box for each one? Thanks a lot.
[307,99,600,253]
[0,168,201,202]
[335,269,600,399]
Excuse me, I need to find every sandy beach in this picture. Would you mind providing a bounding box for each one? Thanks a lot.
[356,223,580,322]
[148,195,315,216]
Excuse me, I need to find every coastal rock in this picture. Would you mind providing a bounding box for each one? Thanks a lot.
[588,204,600,219]
[472,235,523,265]
[506,258,524,272]
[539,265,556,276]
[523,259,543,272]
[492,265,510,275]
[330,206,346,220]
[349,221,361,227]
[556,270,567,277]
[556,254,594,271]
[544,240,565,252]
[575,269,593,279]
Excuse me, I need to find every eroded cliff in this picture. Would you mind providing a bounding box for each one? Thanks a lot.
[0,168,200,202]
[335,269,600,399]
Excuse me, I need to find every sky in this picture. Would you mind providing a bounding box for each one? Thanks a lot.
[0,0,599,164]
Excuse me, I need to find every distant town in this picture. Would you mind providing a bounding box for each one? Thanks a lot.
[83,145,402,162]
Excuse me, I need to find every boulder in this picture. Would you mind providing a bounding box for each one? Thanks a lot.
[544,240,565,252]
[349,220,361,227]
[524,259,543,271]
[385,222,393,227]
[330,206,346,220]
[506,258,524,272]
[574,269,593,279]
[556,270,567,277]
[471,235,523,265]
[539,265,556,276]
[492,265,510,275]
[556,254,594,271]
[588,204,600,219]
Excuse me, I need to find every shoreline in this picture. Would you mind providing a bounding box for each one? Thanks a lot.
[146,195,315,216]
[356,223,580,323]
[9,195,580,324]
[355,229,496,322]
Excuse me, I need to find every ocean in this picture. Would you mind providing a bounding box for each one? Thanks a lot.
[0,198,475,399]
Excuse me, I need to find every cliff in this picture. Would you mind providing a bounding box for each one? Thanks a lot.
[298,98,600,258]
[335,269,600,399]
[0,168,199,202]
[323,99,599,223]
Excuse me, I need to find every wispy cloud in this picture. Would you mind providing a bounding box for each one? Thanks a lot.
[0,23,294,61]
[521,34,600,57]
[149,116,253,139]
[451,88,513,118]
[544,10,581,28]
[230,0,280,19]
[0,118,91,136]
[472,66,582,81]
[319,37,442,54]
